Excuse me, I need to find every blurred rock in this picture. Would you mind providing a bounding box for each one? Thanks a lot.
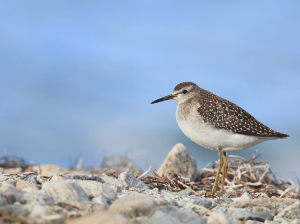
[207,210,234,224]
[77,180,116,204]
[148,204,207,224]
[0,182,23,203]
[68,211,131,224]
[50,174,67,182]
[227,208,273,222]
[16,180,37,190]
[118,172,149,191]
[42,180,88,205]
[37,175,48,184]
[20,173,38,185]
[277,202,300,220]
[157,143,197,181]
[109,195,157,216]
[41,164,63,176]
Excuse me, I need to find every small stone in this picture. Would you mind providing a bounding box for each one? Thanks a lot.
[50,175,67,182]
[37,175,49,184]
[118,172,149,191]
[20,174,38,185]
[92,196,109,208]
[101,176,120,186]
[16,180,37,190]
[109,195,157,216]
[68,211,131,224]
[41,164,63,176]
[252,206,272,214]
[185,203,208,215]
[179,187,193,196]
[228,208,273,222]
[291,219,300,224]
[245,221,263,224]
[149,204,207,224]
[80,201,106,213]
[232,198,295,210]
[0,182,23,203]
[42,180,88,205]
[240,192,254,200]
[76,181,116,204]
[30,203,49,217]
[277,202,300,220]
[274,215,292,223]
[157,143,197,181]
[208,211,234,224]
[0,201,24,214]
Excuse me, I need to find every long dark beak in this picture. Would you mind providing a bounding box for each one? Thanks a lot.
[151,94,174,104]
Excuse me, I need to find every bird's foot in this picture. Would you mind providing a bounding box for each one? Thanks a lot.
[195,190,219,197]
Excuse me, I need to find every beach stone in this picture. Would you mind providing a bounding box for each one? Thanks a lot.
[37,175,49,184]
[185,203,208,215]
[291,219,300,224]
[20,174,38,185]
[245,221,263,224]
[277,202,300,220]
[228,208,273,222]
[118,172,149,191]
[30,203,49,217]
[207,210,234,224]
[0,202,24,214]
[66,174,105,183]
[179,187,193,196]
[252,206,272,214]
[41,164,62,176]
[42,180,88,205]
[68,211,131,224]
[50,175,67,182]
[101,176,120,186]
[80,201,106,213]
[232,198,295,210]
[16,180,37,190]
[273,215,292,223]
[109,195,157,216]
[157,143,197,181]
[183,196,214,209]
[240,192,254,200]
[92,195,109,208]
[77,181,116,204]
[149,204,207,224]
[0,182,23,203]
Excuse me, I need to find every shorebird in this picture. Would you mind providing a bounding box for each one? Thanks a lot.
[151,82,289,196]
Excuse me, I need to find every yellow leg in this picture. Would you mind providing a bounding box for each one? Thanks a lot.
[206,148,223,196]
[221,152,227,191]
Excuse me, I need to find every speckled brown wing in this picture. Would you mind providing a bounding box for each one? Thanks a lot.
[197,89,289,138]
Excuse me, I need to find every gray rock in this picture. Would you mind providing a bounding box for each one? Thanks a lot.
[245,221,263,224]
[240,192,254,200]
[274,215,292,223]
[118,172,149,191]
[179,187,193,196]
[20,174,38,185]
[92,195,109,207]
[37,175,48,184]
[109,195,157,216]
[66,174,104,183]
[16,180,37,190]
[50,175,67,182]
[22,187,38,194]
[0,201,24,214]
[291,219,300,224]
[228,208,273,222]
[30,203,50,218]
[184,196,214,209]
[42,180,88,205]
[185,203,208,215]
[76,181,116,204]
[102,176,120,186]
[252,206,272,214]
[80,201,106,213]
[277,202,300,220]
[149,204,207,224]
[157,143,197,181]
[0,182,23,203]
[207,211,234,224]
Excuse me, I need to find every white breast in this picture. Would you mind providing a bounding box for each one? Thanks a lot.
[175,105,276,152]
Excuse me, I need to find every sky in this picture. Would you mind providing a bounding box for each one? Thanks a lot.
[0,1,300,182]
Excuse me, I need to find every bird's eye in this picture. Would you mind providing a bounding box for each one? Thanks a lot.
[182,90,188,94]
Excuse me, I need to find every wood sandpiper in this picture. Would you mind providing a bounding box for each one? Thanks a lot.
[151,82,289,196]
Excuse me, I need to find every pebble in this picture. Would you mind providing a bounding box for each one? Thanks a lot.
[157,143,197,181]
[0,169,299,224]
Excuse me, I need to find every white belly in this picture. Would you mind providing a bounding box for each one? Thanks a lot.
[176,108,276,152]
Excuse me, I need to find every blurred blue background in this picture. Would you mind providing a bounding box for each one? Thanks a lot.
[0,1,299,181]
